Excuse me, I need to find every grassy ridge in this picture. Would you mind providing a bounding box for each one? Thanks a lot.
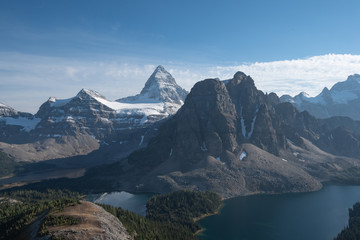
[38,215,80,236]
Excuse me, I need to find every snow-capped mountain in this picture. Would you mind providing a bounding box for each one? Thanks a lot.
[0,102,17,117]
[0,65,187,163]
[36,65,186,139]
[281,74,360,120]
[89,72,360,198]
[0,102,33,119]
[0,101,40,139]
[118,65,188,105]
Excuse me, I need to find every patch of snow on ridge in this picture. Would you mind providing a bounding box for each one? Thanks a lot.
[49,96,74,107]
[293,152,299,157]
[48,88,178,120]
[1,117,41,131]
[0,102,7,108]
[240,107,246,137]
[247,108,259,139]
[240,107,258,139]
[216,156,225,164]
[93,95,168,115]
[240,151,247,160]
[169,148,173,157]
[240,117,246,137]
[139,135,144,146]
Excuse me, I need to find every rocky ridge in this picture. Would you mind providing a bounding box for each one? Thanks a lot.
[0,66,186,164]
[94,72,360,198]
[42,201,132,240]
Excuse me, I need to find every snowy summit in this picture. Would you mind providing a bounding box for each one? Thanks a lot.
[280,74,360,120]
[118,65,188,104]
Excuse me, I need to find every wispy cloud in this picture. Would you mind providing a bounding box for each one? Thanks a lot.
[204,54,360,97]
[1,53,359,113]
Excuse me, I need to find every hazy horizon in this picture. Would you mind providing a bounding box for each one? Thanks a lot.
[1,0,360,113]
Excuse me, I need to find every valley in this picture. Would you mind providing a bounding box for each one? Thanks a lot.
[2,1,360,239]
[1,66,360,239]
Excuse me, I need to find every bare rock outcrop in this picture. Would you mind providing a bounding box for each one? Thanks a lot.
[95,72,360,198]
[43,201,132,240]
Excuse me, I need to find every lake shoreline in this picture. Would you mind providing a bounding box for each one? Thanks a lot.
[197,184,360,240]
[194,203,223,236]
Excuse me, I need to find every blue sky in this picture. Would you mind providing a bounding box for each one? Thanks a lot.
[1,0,360,112]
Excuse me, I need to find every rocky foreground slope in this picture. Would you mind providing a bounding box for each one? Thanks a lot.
[89,72,360,198]
[41,201,132,240]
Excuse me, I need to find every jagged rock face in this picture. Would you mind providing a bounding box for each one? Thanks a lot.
[0,102,18,117]
[118,65,188,104]
[319,127,360,157]
[105,71,360,198]
[129,75,285,170]
[0,102,40,143]
[35,87,176,141]
[172,79,238,165]
[112,73,317,197]
[281,74,360,120]
[275,102,360,158]
[226,73,285,154]
[35,89,119,139]
[129,73,291,169]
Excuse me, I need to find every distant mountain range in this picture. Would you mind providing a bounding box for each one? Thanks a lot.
[88,72,360,198]
[2,67,360,199]
[0,65,187,163]
[281,74,360,120]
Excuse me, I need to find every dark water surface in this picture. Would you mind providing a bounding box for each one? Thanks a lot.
[87,191,152,216]
[199,185,360,240]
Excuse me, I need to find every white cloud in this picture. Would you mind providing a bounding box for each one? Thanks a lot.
[171,54,360,98]
[211,54,360,97]
[0,53,359,113]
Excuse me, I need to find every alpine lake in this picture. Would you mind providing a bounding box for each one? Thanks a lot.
[88,184,360,240]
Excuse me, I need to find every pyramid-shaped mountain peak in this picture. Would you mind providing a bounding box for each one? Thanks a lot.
[118,65,188,104]
[142,65,177,89]
[76,88,105,99]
